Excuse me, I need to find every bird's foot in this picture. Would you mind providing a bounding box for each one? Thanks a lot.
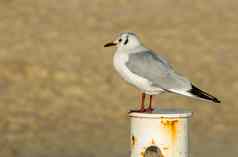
[129,108,147,113]
[145,107,154,113]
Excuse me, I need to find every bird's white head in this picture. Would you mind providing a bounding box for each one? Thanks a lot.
[104,32,142,51]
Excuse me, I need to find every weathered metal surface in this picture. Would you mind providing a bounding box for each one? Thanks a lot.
[129,108,192,157]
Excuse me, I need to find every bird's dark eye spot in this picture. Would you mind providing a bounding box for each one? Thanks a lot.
[119,39,122,42]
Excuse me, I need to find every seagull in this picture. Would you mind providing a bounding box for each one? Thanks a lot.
[104,32,220,112]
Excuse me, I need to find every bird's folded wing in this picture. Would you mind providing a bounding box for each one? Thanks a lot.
[126,50,191,91]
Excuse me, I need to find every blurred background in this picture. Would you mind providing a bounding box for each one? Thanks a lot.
[0,0,237,157]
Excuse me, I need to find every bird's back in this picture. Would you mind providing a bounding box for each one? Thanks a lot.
[126,49,192,92]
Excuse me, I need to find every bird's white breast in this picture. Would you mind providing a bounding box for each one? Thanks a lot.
[113,52,163,95]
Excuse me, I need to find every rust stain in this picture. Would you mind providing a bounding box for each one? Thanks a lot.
[140,151,145,157]
[131,135,136,146]
[160,118,179,143]
[162,146,169,150]
[140,147,146,157]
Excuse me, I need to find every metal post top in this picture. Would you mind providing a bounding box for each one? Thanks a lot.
[128,108,192,118]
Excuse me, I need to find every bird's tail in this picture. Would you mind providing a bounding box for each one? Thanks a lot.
[189,84,221,103]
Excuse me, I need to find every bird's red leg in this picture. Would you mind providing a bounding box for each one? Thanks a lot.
[140,92,146,112]
[146,95,154,112]
[129,92,146,113]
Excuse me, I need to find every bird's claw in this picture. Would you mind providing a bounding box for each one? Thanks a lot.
[129,108,147,113]
[129,108,154,113]
[145,107,154,113]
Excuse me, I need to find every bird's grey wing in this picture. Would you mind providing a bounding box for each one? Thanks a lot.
[126,50,192,91]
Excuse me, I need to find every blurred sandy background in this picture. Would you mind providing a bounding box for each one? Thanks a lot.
[0,0,237,157]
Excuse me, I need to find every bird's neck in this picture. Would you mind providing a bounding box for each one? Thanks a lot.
[116,46,148,54]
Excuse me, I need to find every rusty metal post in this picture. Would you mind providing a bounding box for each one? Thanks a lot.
[129,108,192,157]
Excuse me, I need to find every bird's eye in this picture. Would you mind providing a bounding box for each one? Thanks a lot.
[119,39,122,42]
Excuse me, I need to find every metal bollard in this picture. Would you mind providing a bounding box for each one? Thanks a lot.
[129,108,192,157]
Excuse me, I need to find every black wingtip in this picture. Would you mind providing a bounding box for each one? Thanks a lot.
[190,84,221,103]
[212,97,221,103]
